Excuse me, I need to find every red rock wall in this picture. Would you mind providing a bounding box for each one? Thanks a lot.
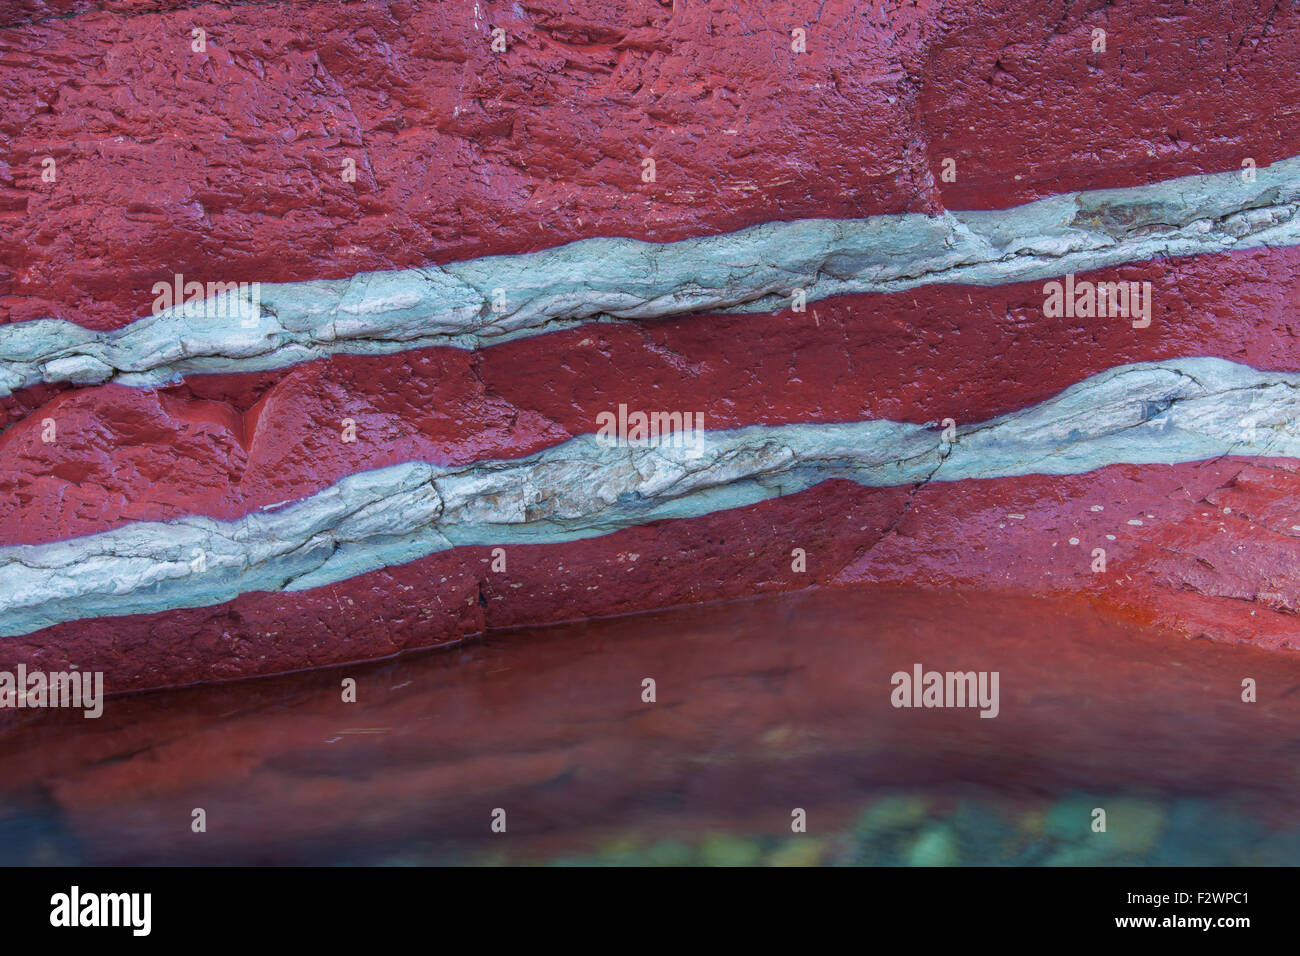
[4,1,1297,328]
[3,0,1300,691]
[5,244,1298,547]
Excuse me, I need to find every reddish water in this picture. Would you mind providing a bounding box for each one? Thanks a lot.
[1,586,1298,865]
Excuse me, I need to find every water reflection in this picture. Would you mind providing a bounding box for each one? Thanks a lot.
[1,587,1297,865]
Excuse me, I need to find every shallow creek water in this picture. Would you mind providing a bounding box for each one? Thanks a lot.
[1,586,1297,866]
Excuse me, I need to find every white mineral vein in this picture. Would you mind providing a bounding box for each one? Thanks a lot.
[0,157,1296,395]
[1,357,1298,636]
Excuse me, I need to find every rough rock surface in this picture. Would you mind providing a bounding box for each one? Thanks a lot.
[3,156,1298,396]
[2,0,1300,691]
[4,244,1300,544]
[6,357,1300,639]
[3,0,1298,329]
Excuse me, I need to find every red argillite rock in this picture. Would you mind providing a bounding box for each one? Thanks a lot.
[1,0,1299,692]
[3,245,1299,545]
[2,0,1297,328]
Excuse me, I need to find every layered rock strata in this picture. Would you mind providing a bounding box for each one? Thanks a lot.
[2,1,1298,689]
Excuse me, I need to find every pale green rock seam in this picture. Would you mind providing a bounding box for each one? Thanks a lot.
[0,157,1296,397]
[1,357,1298,638]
